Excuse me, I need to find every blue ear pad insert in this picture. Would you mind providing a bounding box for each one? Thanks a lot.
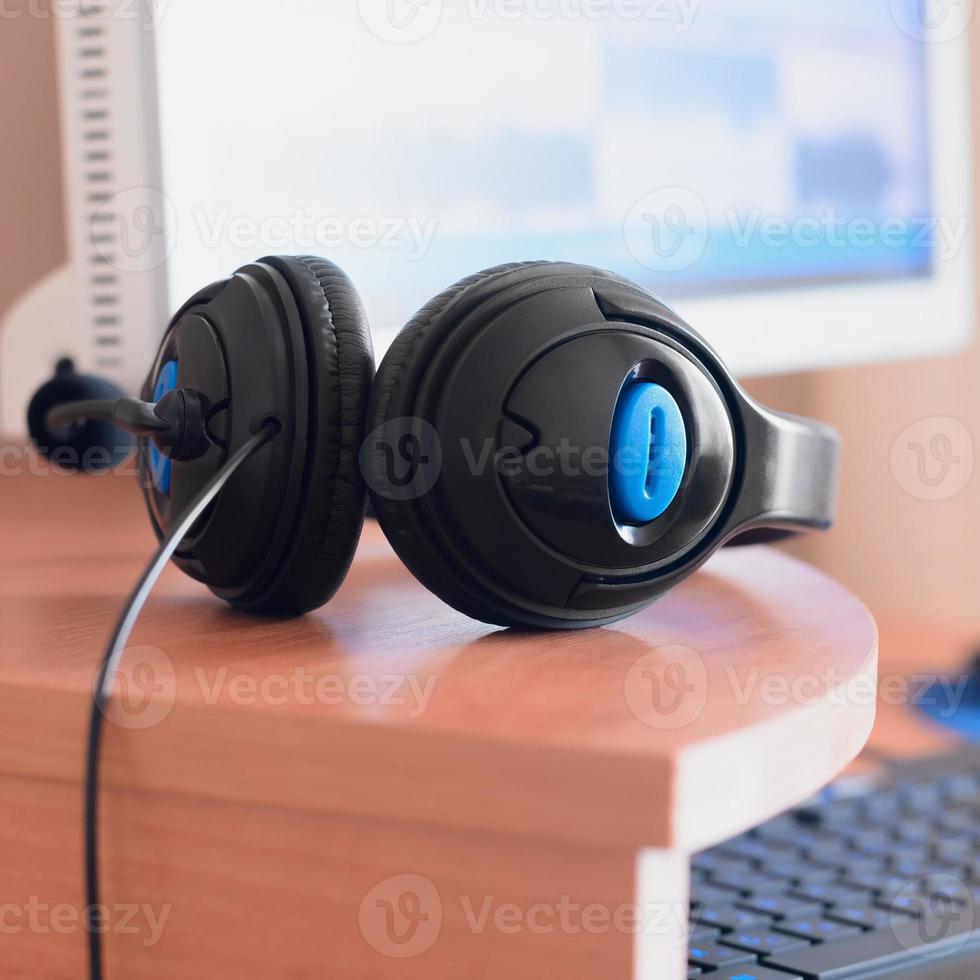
[149,359,178,494]
[609,382,687,525]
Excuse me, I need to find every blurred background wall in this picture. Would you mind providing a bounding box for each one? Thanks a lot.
[0,14,65,315]
[1,12,977,633]
[748,348,980,633]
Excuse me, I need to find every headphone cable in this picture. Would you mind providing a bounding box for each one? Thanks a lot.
[84,421,277,980]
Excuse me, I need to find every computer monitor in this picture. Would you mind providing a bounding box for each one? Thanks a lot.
[0,0,974,434]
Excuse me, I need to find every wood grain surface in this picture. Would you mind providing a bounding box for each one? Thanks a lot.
[0,461,882,979]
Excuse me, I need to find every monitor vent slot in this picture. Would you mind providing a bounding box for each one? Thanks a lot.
[74,5,123,374]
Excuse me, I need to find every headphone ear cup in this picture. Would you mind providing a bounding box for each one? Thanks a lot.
[368,260,719,630]
[234,255,375,614]
[367,262,552,623]
[28,360,135,473]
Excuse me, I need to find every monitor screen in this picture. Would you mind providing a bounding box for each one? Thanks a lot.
[154,0,967,371]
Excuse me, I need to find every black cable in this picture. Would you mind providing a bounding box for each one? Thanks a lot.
[47,399,117,427]
[48,396,171,436]
[84,422,277,980]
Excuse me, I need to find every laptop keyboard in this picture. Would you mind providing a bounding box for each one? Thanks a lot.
[688,746,980,978]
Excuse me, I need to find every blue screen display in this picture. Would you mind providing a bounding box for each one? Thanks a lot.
[342,0,935,305]
[160,0,936,319]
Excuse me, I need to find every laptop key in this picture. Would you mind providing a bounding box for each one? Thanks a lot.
[839,854,885,878]
[934,837,975,861]
[718,839,785,864]
[688,924,721,943]
[941,773,979,803]
[717,872,788,897]
[687,940,756,970]
[873,890,967,919]
[919,873,973,901]
[691,883,742,906]
[719,930,812,957]
[789,884,872,907]
[939,808,978,833]
[894,818,935,845]
[710,968,803,980]
[823,905,906,931]
[842,871,911,898]
[763,860,838,886]
[774,917,861,944]
[739,895,823,920]
[692,904,772,931]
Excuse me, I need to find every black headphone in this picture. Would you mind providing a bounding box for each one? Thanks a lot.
[35,255,840,630]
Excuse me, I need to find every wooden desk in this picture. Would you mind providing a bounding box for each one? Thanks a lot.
[0,466,878,979]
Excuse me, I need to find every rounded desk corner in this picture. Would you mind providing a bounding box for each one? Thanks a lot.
[1,476,879,858]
